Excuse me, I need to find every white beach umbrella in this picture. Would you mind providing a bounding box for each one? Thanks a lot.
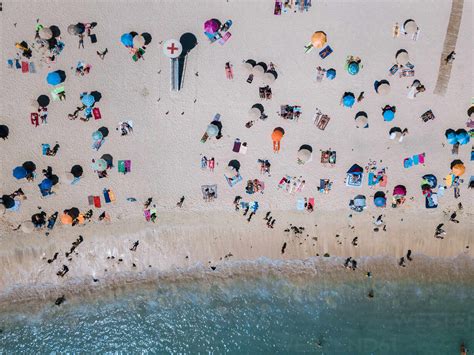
[133,35,146,48]
[297,149,312,163]
[355,113,368,128]
[404,20,418,34]
[264,70,278,84]
[242,59,256,73]
[377,82,391,95]
[396,50,410,65]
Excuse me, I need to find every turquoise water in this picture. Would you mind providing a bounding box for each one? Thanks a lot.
[1,276,473,353]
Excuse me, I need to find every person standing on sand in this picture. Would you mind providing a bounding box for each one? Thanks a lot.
[392,22,400,38]
[78,34,85,49]
[177,196,185,208]
[445,51,456,64]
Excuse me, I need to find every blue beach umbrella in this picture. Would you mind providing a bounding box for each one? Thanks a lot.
[383,109,395,121]
[92,130,103,141]
[347,62,359,75]
[81,94,95,107]
[46,71,64,85]
[445,129,457,145]
[342,93,355,108]
[455,129,470,145]
[120,33,133,47]
[326,68,336,80]
[13,166,28,179]
[374,196,386,207]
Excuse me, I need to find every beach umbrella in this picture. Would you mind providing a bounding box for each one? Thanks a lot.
[1,195,15,209]
[422,174,437,189]
[243,59,257,72]
[101,154,113,168]
[383,109,395,122]
[50,174,59,186]
[67,24,81,35]
[68,207,80,219]
[451,162,465,177]
[311,31,327,48]
[81,94,95,107]
[0,125,9,139]
[204,19,221,34]
[347,61,359,75]
[39,27,53,40]
[13,166,27,179]
[250,103,264,119]
[254,62,268,76]
[133,35,146,48]
[142,32,152,45]
[445,129,457,144]
[228,159,241,172]
[71,165,83,178]
[22,161,36,173]
[353,195,366,208]
[342,93,355,108]
[98,126,109,138]
[404,20,418,34]
[91,159,107,172]
[396,49,410,65]
[272,127,284,141]
[60,213,73,225]
[326,68,336,80]
[46,71,65,86]
[120,33,134,47]
[21,220,35,233]
[297,145,312,163]
[90,91,102,103]
[374,191,386,207]
[468,106,474,118]
[92,130,103,141]
[50,25,61,38]
[37,95,50,107]
[264,70,278,84]
[75,23,85,34]
[347,164,363,174]
[355,112,368,128]
[393,185,407,196]
[39,178,53,190]
[206,123,219,137]
[377,81,391,95]
[455,129,470,145]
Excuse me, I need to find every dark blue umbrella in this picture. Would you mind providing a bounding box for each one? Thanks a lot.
[13,166,27,179]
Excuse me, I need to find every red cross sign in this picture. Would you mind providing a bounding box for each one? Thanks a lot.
[163,39,182,59]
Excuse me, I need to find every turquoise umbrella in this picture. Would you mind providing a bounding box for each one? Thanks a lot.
[342,93,355,108]
[81,94,95,107]
[347,62,359,75]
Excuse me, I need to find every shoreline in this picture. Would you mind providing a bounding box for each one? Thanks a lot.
[1,253,474,314]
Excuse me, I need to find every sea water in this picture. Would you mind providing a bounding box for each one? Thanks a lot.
[0,276,473,353]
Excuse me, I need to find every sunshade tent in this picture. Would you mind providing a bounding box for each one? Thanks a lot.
[374,191,387,207]
[347,61,359,75]
[272,127,285,141]
[396,49,410,65]
[13,166,27,179]
[37,95,50,107]
[228,159,241,172]
[342,93,355,107]
[326,68,336,79]
[393,185,407,196]
[91,159,108,172]
[22,161,36,173]
[71,165,83,178]
[445,129,457,144]
[81,94,95,107]
[254,62,268,75]
[455,129,470,145]
[39,27,53,40]
[120,33,133,47]
[39,178,53,190]
[46,70,66,85]
[0,125,9,139]
[355,112,368,128]
[311,31,327,48]
[204,19,221,34]
[403,20,418,34]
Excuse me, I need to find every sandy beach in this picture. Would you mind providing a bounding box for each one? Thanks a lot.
[0,0,473,306]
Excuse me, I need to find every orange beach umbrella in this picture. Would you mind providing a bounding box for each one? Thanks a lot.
[311,31,327,48]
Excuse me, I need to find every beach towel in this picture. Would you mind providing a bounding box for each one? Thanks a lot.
[125,160,131,173]
[368,172,376,186]
[274,0,282,14]
[103,188,111,203]
[233,139,241,153]
[21,61,29,73]
[418,153,425,164]
[413,154,419,165]
[403,158,413,168]
[319,45,333,59]
[88,196,94,205]
[250,201,259,213]
[93,107,101,120]
[42,144,50,155]
[297,198,305,210]
[144,209,151,222]
[346,173,363,187]
[380,175,388,187]
[15,59,21,69]
[308,197,315,208]
[30,113,39,126]
[94,196,101,208]
[109,189,116,202]
[118,160,125,173]
[226,173,242,187]
[218,32,231,45]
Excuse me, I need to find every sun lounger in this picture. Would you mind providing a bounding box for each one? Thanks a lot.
[317,115,330,130]
[218,32,231,45]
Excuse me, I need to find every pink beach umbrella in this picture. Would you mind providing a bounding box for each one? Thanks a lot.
[204,19,221,34]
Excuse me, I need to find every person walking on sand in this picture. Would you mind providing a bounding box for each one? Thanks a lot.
[177,196,185,208]
[392,22,400,38]
[78,34,85,49]
[130,240,139,251]
[97,48,108,59]
[208,157,215,172]
[445,51,456,64]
